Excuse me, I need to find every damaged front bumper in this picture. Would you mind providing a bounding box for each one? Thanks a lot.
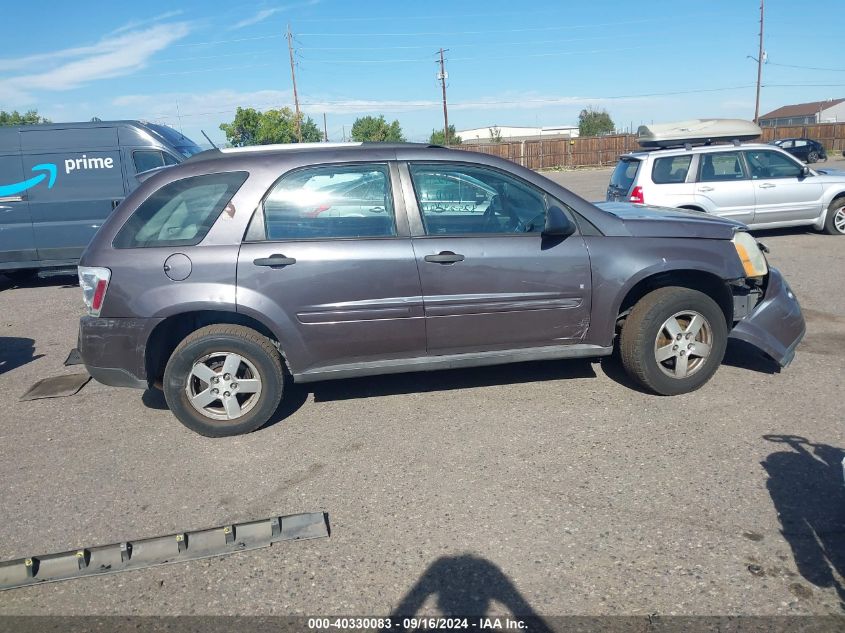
[729,267,806,367]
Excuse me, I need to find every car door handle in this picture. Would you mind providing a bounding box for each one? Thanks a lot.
[424,251,465,264]
[253,254,297,267]
[697,186,714,192]
[759,183,776,189]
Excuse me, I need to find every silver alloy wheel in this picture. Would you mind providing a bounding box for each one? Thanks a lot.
[833,207,845,234]
[653,310,713,379]
[185,352,262,421]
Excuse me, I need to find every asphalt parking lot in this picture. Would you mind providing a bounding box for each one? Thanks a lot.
[0,160,843,618]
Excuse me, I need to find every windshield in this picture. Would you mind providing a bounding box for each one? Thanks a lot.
[145,123,202,157]
[175,145,203,158]
[610,158,640,193]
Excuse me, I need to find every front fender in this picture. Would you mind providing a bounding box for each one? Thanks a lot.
[582,236,744,347]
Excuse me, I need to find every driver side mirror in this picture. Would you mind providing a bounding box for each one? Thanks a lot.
[801,165,811,177]
[542,205,576,238]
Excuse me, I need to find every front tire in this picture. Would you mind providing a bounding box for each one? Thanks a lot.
[823,198,845,235]
[620,287,727,395]
[807,151,819,164]
[163,325,284,437]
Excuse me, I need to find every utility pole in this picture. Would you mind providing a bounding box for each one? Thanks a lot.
[437,48,450,145]
[323,113,328,142]
[286,24,302,142]
[754,0,765,124]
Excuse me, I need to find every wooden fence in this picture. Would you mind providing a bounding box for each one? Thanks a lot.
[450,122,845,170]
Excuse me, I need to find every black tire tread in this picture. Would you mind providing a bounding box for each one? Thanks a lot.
[823,197,845,235]
[164,324,283,437]
[619,287,726,395]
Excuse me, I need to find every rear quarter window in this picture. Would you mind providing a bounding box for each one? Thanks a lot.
[610,159,640,193]
[651,155,692,184]
[113,171,248,249]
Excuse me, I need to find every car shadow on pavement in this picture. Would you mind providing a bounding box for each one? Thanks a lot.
[722,339,781,374]
[306,359,597,403]
[761,435,845,609]
[141,361,598,429]
[0,337,43,375]
[383,554,553,631]
[0,270,78,290]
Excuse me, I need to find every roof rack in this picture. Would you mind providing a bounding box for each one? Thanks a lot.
[220,141,363,153]
[637,119,762,149]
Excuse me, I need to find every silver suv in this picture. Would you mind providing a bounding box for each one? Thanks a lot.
[607,143,845,234]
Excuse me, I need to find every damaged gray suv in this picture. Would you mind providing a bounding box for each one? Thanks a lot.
[76,143,805,437]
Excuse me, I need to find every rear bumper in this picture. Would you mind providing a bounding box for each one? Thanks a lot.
[78,316,163,389]
[729,267,806,367]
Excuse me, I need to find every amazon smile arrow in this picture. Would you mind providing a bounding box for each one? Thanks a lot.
[0,163,57,198]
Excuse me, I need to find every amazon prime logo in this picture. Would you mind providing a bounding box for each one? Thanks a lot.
[64,154,114,174]
[0,163,57,198]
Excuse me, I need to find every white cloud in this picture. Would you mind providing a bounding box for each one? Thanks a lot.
[232,1,321,30]
[110,10,185,35]
[0,22,191,105]
[233,8,282,30]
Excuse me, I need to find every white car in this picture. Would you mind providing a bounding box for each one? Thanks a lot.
[607,124,845,234]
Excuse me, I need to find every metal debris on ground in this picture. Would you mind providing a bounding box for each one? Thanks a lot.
[19,373,91,401]
[63,348,83,366]
[0,512,329,590]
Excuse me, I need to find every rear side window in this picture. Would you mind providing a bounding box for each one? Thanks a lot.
[113,172,248,248]
[651,155,692,184]
[133,150,179,174]
[261,163,396,240]
[698,152,747,182]
[609,159,640,193]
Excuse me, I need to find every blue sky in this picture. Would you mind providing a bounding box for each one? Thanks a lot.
[1,0,844,145]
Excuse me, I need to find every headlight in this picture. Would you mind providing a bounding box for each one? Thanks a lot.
[731,231,768,278]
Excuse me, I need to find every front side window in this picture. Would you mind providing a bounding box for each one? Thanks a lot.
[744,150,803,179]
[698,152,747,182]
[113,172,247,248]
[133,150,179,174]
[652,155,692,184]
[261,164,396,240]
[409,163,546,235]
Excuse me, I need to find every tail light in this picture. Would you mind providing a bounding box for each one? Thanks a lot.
[78,266,111,317]
[629,186,645,204]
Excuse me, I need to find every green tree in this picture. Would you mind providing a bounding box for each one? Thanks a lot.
[578,107,615,137]
[219,106,321,146]
[0,109,51,125]
[429,125,462,145]
[489,126,503,143]
[350,115,405,142]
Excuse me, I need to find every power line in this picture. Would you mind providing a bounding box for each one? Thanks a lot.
[298,35,621,51]
[767,61,845,72]
[299,45,649,65]
[296,14,723,37]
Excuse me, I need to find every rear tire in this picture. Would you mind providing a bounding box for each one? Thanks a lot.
[163,324,284,437]
[620,287,727,395]
[823,198,845,235]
